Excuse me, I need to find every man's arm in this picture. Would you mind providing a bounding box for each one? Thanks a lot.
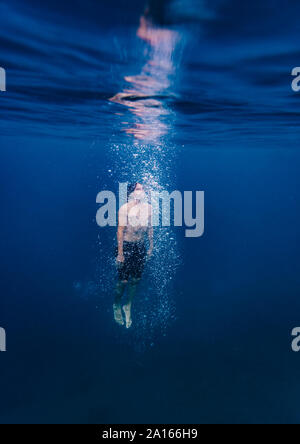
[147,226,153,255]
[117,225,125,261]
[147,204,153,256]
[117,206,127,262]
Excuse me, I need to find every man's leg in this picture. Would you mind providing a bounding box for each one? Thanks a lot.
[123,278,140,329]
[113,280,127,325]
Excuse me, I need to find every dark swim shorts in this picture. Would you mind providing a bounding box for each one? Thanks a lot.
[116,241,147,281]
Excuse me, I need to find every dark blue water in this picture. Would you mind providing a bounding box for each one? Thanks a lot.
[1,0,300,424]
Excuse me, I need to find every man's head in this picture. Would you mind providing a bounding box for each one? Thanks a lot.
[127,183,146,202]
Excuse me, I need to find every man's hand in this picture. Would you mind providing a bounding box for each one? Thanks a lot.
[116,254,125,263]
[147,247,153,259]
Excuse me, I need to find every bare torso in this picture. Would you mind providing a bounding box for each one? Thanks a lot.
[119,201,152,242]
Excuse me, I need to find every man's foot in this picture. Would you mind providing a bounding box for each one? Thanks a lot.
[122,304,132,329]
[113,304,124,326]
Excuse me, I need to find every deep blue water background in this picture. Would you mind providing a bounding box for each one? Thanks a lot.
[1,0,300,424]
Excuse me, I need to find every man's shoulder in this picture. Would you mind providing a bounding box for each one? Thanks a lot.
[119,203,128,213]
[143,202,153,217]
[119,203,129,214]
[146,202,153,211]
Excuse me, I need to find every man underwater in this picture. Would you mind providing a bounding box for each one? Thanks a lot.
[113,183,153,328]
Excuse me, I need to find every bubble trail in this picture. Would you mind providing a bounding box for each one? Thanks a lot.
[99,12,183,349]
